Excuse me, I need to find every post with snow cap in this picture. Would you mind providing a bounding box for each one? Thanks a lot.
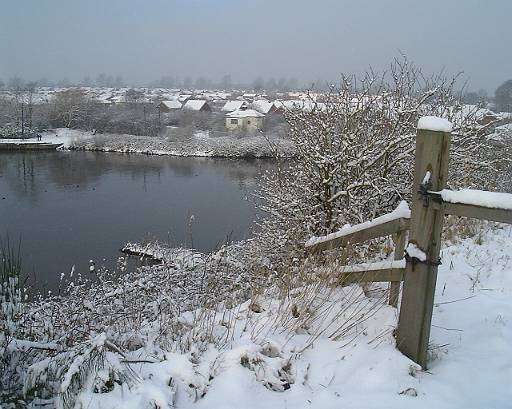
[396,116,452,369]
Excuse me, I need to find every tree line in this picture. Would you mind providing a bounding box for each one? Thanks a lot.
[0,74,303,92]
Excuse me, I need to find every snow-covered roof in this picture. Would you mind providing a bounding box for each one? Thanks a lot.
[108,95,126,103]
[226,109,264,118]
[278,99,326,111]
[178,94,192,102]
[450,104,495,123]
[222,100,247,112]
[160,100,182,109]
[183,99,209,111]
[252,99,276,114]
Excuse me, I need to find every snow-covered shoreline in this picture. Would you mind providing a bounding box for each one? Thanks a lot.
[67,226,512,408]
[38,128,295,158]
[3,220,512,408]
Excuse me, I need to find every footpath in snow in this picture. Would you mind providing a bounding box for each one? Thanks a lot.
[74,224,512,409]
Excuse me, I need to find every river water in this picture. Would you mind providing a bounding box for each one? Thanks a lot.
[0,151,269,291]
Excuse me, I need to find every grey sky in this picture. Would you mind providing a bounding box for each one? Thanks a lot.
[1,0,510,91]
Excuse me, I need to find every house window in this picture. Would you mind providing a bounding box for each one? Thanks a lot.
[230,119,238,125]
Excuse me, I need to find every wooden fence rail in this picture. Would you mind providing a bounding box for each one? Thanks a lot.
[306,211,410,307]
[305,117,512,369]
[306,217,410,254]
[427,192,512,224]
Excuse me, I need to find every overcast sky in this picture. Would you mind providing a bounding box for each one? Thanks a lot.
[1,0,511,91]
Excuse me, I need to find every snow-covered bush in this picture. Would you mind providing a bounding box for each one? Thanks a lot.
[256,57,509,254]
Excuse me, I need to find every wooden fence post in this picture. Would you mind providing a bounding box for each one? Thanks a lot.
[389,230,406,307]
[396,126,451,369]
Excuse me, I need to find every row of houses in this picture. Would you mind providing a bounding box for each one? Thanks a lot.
[157,98,287,131]
[157,98,283,114]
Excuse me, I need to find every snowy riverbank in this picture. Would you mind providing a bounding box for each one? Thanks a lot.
[2,223,511,407]
[40,128,295,158]
[76,224,512,408]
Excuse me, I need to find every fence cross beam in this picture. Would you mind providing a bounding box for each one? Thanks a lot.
[336,267,405,285]
[425,191,512,224]
[306,217,410,254]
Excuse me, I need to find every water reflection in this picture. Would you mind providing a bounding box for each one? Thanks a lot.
[0,151,271,291]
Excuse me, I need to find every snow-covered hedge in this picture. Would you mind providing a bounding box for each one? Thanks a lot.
[68,131,295,158]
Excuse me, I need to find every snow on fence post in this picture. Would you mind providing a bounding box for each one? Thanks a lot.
[396,117,452,369]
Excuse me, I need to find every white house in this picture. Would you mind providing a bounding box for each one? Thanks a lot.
[225,109,264,132]
[183,99,211,112]
[221,100,248,112]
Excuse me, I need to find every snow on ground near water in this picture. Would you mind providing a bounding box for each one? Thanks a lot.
[39,128,95,147]
[1,129,93,147]
[68,129,294,158]
[417,116,453,133]
[441,188,512,210]
[78,225,512,409]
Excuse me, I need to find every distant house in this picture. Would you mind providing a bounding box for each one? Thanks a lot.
[226,109,264,132]
[105,95,126,104]
[252,99,280,115]
[221,100,248,112]
[278,99,326,112]
[242,93,257,102]
[178,94,193,103]
[183,99,211,112]
[158,100,182,112]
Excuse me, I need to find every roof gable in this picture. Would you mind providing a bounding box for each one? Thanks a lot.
[183,99,208,110]
[222,100,247,112]
[160,100,182,109]
[226,109,265,118]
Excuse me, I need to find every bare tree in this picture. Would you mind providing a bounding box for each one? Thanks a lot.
[49,89,92,129]
[495,80,512,112]
[257,57,505,250]
[1,78,38,137]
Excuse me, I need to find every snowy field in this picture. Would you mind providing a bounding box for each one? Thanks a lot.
[71,224,512,409]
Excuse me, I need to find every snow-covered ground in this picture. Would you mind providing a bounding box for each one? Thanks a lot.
[0,127,293,158]
[38,128,95,147]
[73,224,512,409]
[0,128,93,147]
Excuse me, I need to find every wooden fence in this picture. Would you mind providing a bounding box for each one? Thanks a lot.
[305,121,512,369]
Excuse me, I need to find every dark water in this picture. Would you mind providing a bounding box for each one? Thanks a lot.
[0,151,269,291]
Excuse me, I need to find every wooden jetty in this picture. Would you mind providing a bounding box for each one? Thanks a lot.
[0,141,63,151]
